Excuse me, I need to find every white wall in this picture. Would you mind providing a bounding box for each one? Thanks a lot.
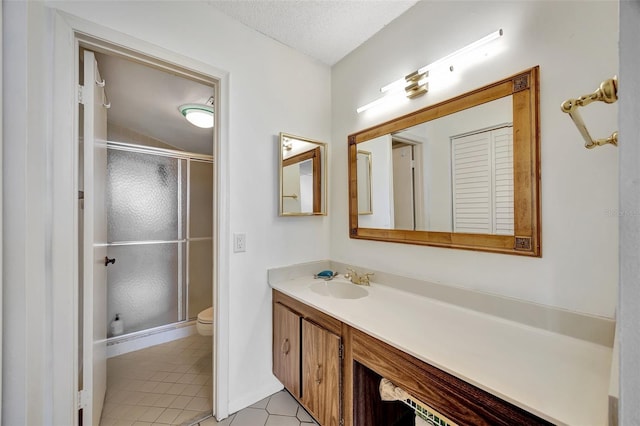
[3,0,331,422]
[332,0,619,318]
[358,134,394,228]
[3,3,56,424]
[619,0,640,423]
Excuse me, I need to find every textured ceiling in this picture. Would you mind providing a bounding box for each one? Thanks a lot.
[94,1,418,151]
[207,0,420,65]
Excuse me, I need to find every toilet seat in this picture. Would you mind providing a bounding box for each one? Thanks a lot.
[197,307,214,324]
[196,307,214,336]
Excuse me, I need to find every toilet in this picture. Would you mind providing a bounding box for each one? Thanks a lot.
[196,307,214,336]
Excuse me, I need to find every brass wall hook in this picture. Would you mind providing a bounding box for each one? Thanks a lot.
[561,77,618,149]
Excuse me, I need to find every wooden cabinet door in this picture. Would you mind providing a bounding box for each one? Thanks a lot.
[273,302,301,397]
[302,319,341,426]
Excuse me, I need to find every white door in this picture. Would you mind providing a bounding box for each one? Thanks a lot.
[82,50,109,426]
[392,144,415,230]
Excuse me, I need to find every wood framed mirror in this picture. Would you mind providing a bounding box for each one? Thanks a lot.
[348,67,540,256]
[280,132,327,216]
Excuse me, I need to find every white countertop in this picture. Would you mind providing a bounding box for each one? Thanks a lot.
[271,276,613,425]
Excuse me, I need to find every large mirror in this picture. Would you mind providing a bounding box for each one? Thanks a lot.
[279,132,327,216]
[348,67,540,256]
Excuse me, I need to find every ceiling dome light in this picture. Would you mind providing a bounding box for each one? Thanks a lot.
[178,104,214,129]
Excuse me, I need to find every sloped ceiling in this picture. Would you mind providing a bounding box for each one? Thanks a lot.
[95,52,214,155]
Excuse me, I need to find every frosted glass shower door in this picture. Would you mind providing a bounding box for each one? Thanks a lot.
[106,149,187,336]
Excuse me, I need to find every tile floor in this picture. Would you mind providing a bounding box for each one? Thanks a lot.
[196,390,318,426]
[100,334,214,426]
[100,334,318,426]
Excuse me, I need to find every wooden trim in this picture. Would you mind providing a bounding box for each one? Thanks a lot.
[348,142,359,236]
[354,79,513,144]
[312,147,321,212]
[342,324,354,426]
[350,327,552,426]
[282,146,318,167]
[348,67,541,257]
[282,146,322,214]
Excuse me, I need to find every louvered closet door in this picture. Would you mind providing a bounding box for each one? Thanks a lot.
[492,127,514,235]
[451,126,513,235]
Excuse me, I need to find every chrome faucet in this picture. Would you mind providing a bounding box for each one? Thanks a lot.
[344,268,374,286]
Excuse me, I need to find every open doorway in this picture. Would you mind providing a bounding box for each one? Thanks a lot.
[77,39,218,426]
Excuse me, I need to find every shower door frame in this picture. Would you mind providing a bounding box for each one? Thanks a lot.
[105,141,214,341]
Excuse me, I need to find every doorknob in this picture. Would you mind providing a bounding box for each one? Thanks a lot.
[104,257,116,266]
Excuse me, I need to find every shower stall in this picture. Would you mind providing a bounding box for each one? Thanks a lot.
[105,141,213,340]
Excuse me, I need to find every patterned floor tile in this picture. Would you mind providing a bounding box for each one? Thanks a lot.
[100,335,213,426]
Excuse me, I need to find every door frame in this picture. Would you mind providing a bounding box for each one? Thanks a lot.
[51,11,231,424]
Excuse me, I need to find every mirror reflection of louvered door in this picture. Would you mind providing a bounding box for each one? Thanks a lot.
[302,319,341,426]
[273,303,301,397]
[451,126,514,235]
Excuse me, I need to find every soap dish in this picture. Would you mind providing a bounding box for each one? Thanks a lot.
[314,270,338,280]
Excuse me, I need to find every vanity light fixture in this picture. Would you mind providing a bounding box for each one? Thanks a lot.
[179,96,214,128]
[357,29,503,114]
[404,70,429,99]
[282,137,293,151]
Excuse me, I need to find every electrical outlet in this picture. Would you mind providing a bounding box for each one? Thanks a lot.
[233,233,246,253]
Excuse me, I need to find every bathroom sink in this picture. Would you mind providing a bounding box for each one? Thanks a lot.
[309,280,368,299]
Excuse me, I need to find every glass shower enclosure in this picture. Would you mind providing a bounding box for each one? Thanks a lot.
[105,142,213,338]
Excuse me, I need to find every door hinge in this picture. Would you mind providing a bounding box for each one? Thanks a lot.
[77,389,88,409]
[339,343,344,359]
[77,85,85,105]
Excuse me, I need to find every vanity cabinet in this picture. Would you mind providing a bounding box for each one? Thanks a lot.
[273,291,342,425]
[273,289,553,426]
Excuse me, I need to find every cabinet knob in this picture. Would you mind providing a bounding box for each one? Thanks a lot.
[315,363,322,385]
[281,338,290,355]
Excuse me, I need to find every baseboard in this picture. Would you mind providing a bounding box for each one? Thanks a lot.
[107,323,198,358]
[227,379,284,415]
